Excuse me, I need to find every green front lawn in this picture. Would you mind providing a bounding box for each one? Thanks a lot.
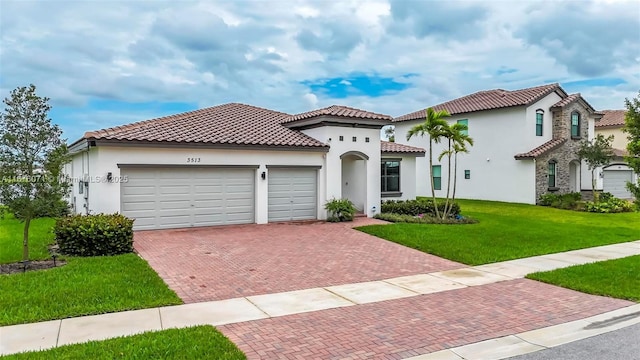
[527,255,640,302]
[0,326,246,360]
[0,213,56,263]
[0,253,182,326]
[359,199,640,265]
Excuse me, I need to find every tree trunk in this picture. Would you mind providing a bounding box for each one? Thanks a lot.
[429,137,440,219]
[591,169,598,202]
[443,138,452,219]
[451,152,459,213]
[23,216,31,263]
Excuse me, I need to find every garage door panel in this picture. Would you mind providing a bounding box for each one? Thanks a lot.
[121,167,255,230]
[603,170,633,199]
[268,168,317,222]
[122,186,155,196]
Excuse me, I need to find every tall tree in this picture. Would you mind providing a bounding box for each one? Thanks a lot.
[623,91,640,203]
[438,123,473,218]
[577,134,614,202]
[0,84,70,263]
[384,125,395,142]
[406,108,449,218]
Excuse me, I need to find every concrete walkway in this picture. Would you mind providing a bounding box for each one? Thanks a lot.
[1,240,639,357]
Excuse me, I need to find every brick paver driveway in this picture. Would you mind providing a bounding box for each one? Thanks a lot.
[219,279,633,360]
[134,218,462,303]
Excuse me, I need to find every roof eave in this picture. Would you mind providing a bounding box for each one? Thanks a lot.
[86,138,330,152]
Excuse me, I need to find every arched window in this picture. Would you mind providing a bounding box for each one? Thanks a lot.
[548,160,557,188]
[570,111,581,138]
[536,109,544,136]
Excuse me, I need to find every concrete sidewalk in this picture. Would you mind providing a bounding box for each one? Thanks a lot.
[1,240,639,356]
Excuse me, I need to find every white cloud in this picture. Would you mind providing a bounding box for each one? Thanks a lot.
[0,0,638,138]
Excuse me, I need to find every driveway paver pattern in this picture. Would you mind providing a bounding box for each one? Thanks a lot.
[219,279,633,360]
[134,218,462,303]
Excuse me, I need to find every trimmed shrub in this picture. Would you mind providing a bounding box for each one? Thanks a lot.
[584,193,635,213]
[538,192,582,210]
[325,198,357,222]
[54,214,134,256]
[381,199,460,217]
[375,212,477,224]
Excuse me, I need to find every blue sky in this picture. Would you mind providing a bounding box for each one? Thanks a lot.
[1,0,638,142]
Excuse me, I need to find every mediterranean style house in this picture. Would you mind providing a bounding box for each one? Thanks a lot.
[595,110,637,199]
[65,104,424,230]
[64,83,631,230]
[393,83,603,204]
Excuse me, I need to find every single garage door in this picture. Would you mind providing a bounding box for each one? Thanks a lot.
[268,167,317,222]
[121,167,255,230]
[603,169,633,199]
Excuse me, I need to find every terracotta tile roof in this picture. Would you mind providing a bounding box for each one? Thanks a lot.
[613,148,628,157]
[596,110,626,128]
[381,140,426,154]
[285,105,392,123]
[514,138,567,159]
[394,83,562,122]
[83,103,328,149]
[550,93,581,108]
[550,93,597,113]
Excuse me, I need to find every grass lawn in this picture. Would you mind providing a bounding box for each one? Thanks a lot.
[0,326,246,360]
[527,255,640,302]
[0,213,56,263]
[0,253,182,326]
[359,199,640,265]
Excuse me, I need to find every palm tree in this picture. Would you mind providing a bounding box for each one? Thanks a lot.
[438,123,472,218]
[384,126,395,142]
[406,107,450,218]
[449,132,473,217]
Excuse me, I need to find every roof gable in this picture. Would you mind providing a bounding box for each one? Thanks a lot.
[395,83,564,122]
[80,103,328,149]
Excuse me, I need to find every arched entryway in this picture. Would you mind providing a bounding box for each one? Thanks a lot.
[340,151,368,212]
[569,160,581,193]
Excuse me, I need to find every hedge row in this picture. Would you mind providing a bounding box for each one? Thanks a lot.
[380,199,460,217]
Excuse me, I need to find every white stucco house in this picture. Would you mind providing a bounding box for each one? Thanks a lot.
[393,83,603,204]
[594,110,637,199]
[65,104,425,230]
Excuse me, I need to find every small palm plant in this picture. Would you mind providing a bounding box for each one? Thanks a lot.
[325,198,357,222]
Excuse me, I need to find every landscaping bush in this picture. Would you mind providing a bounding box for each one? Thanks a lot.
[538,192,582,210]
[381,199,460,217]
[325,198,356,222]
[54,214,134,256]
[33,198,71,218]
[584,193,635,213]
[375,212,477,224]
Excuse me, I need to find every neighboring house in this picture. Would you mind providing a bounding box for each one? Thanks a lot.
[64,103,425,230]
[594,110,637,199]
[393,83,602,204]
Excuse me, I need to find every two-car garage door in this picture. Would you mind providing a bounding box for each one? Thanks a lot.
[120,166,318,230]
[121,167,255,230]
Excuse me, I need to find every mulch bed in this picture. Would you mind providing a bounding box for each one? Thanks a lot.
[0,260,67,275]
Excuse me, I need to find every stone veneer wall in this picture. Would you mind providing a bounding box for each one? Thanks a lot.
[535,101,590,201]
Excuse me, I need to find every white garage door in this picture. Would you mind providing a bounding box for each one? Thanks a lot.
[603,170,633,199]
[121,167,255,230]
[268,168,317,222]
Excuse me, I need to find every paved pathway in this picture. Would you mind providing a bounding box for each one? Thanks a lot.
[1,240,638,358]
[134,218,462,303]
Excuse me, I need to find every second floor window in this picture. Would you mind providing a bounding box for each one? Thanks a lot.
[536,110,544,136]
[457,119,469,135]
[571,112,580,138]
